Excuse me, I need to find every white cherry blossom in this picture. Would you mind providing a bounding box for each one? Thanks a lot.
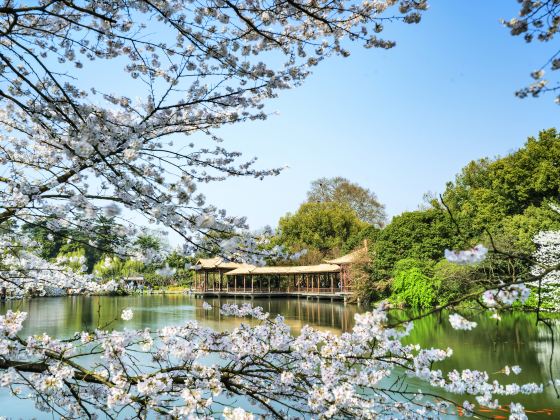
[121,309,134,321]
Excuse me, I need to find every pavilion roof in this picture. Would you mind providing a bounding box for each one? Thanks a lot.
[195,257,244,270]
[225,263,340,276]
[324,248,365,265]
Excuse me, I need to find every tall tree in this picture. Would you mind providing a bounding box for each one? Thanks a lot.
[307,177,387,227]
[439,128,560,241]
[277,201,366,256]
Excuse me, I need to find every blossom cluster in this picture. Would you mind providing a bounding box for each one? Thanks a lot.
[448,313,477,331]
[502,2,560,104]
[530,229,560,311]
[0,303,549,418]
[444,244,488,265]
[481,284,531,308]
[0,236,117,299]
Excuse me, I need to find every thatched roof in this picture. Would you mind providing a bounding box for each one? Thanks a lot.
[195,257,243,270]
[225,263,340,276]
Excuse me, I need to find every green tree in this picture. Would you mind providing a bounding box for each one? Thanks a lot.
[348,247,389,305]
[431,259,479,305]
[277,202,366,256]
[307,177,386,227]
[135,234,163,253]
[22,220,67,260]
[93,256,125,279]
[439,129,560,240]
[343,225,380,253]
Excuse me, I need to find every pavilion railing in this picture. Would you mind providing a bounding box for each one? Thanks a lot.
[193,286,351,294]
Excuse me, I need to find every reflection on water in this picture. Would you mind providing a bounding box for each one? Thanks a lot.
[401,311,560,416]
[0,294,362,338]
[0,296,559,418]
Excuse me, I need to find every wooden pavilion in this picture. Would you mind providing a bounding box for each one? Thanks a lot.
[223,263,342,294]
[324,248,364,294]
[193,257,245,292]
[192,246,367,297]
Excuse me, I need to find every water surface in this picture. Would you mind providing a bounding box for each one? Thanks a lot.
[0,295,558,418]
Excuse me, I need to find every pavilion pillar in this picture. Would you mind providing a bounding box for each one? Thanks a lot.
[330,272,334,294]
[251,275,254,293]
[243,275,246,291]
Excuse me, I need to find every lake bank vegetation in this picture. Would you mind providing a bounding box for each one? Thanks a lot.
[270,129,560,311]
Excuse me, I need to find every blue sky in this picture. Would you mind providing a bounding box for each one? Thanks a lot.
[193,0,559,232]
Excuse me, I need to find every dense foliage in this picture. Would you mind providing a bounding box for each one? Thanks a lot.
[22,217,127,271]
[439,129,560,242]
[371,209,462,278]
[351,130,560,307]
[21,218,193,289]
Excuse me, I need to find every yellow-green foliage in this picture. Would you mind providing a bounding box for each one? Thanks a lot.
[121,259,144,277]
[93,256,124,279]
[56,249,87,273]
[391,268,439,309]
[431,259,478,304]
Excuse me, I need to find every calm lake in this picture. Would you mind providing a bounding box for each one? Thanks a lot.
[0,295,558,418]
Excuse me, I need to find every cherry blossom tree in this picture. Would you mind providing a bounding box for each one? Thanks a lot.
[1,1,559,419]
[0,0,426,259]
[0,0,427,291]
[529,204,560,313]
